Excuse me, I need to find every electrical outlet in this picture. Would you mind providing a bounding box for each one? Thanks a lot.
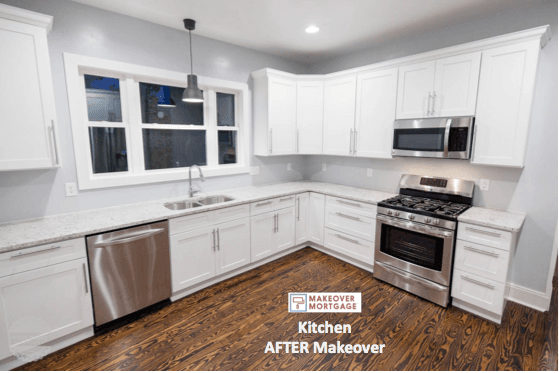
[322,164,327,171]
[287,163,291,171]
[65,182,78,197]
[480,179,490,191]
[250,166,260,175]
[367,168,373,177]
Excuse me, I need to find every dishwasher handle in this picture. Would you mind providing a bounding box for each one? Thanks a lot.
[92,228,165,247]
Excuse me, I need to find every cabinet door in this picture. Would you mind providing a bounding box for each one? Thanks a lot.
[355,68,398,158]
[170,227,216,292]
[472,40,540,167]
[396,61,435,119]
[0,19,58,171]
[215,218,250,275]
[268,77,297,155]
[309,193,326,245]
[275,207,296,252]
[250,211,276,262]
[323,76,357,155]
[296,81,324,154]
[295,193,310,244]
[0,258,93,360]
[432,51,481,117]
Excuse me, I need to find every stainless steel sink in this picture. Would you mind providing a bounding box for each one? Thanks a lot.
[197,195,235,205]
[164,201,203,210]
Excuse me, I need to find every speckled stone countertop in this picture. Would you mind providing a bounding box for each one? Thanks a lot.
[458,207,526,232]
[0,181,396,254]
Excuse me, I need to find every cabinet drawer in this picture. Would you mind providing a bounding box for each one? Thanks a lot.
[276,195,296,210]
[324,228,374,265]
[454,240,510,283]
[213,204,250,225]
[325,204,376,241]
[457,223,513,251]
[326,196,376,218]
[169,211,214,235]
[0,238,86,278]
[250,196,296,215]
[451,268,506,315]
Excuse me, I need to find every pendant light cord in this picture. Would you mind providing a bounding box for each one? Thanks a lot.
[189,30,193,75]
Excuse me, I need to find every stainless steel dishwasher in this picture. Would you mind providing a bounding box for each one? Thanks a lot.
[86,221,171,326]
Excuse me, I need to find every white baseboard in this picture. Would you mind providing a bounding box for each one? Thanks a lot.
[506,283,551,312]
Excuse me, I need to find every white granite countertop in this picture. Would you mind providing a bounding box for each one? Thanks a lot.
[458,207,526,232]
[0,181,396,254]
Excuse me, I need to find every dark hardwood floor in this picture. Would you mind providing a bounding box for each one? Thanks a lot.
[19,248,557,371]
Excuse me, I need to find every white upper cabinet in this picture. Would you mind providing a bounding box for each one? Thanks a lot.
[0,5,59,171]
[471,40,541,168]
[354,68,398,158]
[323,76,357,155]
[396,51,481,119]
[296,81,324,154]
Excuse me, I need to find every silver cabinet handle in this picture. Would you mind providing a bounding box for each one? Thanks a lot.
[269,129,273,154]
[11,245,61,258]
[274,213,278,233]
[280,196,293,201]
[466,227,501,237]
[349,128,353,154]
[216,228,220,251]
[427,92,432,116]
[82,263,89,294]
[335,234,359,245]
[353,130,358,155]
[297,196,300,221]
[464,245,499,258]
[336,212,361,221]
[431,91,437,116]
[212,229,216,251]
[256,201,273,206]
[92,228,165,247]
[336,199,361,207]
[50,120,59,166]
[461,275,495,289]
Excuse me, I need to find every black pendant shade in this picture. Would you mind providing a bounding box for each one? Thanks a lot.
[182,18,204,103]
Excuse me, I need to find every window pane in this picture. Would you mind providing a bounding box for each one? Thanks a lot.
[88,127,128,173]
[140,82,203,125]
[84,75,122,122]
[217,92,235,127]
[218,130,237,165]
[143,129,206,170]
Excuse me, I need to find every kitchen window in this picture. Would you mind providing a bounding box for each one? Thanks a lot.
[64,54,249,190]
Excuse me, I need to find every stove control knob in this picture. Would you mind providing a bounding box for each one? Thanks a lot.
[433,219,440,225]
[387,210,393,216]
[408,214,415,220]
[425,217,432,223]
[394,211,400,217]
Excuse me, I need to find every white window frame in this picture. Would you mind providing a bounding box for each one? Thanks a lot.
[64,53,250,190]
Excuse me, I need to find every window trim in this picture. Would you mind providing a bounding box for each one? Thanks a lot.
[64,53,250,190]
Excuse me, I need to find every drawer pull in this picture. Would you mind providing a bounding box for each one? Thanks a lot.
[336,212,361,221]
[280,197,294,202]
[461,275,495,289]
[11,245,61,258]
[464,245,499,257]
[336,199,361,207]
[335,234,360,245]
[256,201,273,206]
[466,227,501,237]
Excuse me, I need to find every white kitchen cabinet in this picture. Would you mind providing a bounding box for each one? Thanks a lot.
[215,218,251,275]
[295,193,310,245]
[322,76,357,155]
[324,228,375,265]
[252,70,297,155]
[296,81,324,154]
[309,193,326,245]
[396,51,481,119]
[354,68,398,158]
[250,207,296,261]
[471,40,541,168]
[276,207,296,251]
[0,257,93,360]
[0,6,59,171]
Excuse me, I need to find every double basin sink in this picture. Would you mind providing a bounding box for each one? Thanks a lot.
[164,195,235,211]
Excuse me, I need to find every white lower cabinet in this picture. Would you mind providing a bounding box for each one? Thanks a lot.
[309,193,326,245]
[0,256,93,361]
[324,228,375,265]
[250,207,296,262]
[295,193,310,244]
[215,218,251,275]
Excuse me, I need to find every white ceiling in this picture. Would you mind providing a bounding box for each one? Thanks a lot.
[71,0,533,64]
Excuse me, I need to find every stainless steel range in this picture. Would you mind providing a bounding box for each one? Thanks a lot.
[373,174,475,307]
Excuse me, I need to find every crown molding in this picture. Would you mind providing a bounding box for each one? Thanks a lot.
[0,3,53,34]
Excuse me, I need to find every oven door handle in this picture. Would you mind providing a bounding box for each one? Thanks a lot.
[376,262,448,291]
[377,215,454,239]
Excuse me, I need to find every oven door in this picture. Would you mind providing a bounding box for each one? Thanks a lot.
[374,215,455,286]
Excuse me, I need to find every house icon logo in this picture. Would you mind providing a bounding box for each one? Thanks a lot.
[289,293,307,312]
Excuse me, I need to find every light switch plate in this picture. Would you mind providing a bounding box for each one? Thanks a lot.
[322,164,327,171]
[65,182,78,197]
[250,166,260,175]
[480,179,490,191]
[287,163,291,171]
[367,168,373,177]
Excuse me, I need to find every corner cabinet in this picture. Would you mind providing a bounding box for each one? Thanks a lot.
[323,76,357,155]
[296,81,324,154]
[0,5,60,171]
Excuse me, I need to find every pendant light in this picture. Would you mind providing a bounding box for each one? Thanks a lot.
[182,18,204,103]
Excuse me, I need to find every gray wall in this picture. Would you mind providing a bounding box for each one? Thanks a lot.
[306,0,558,293]
[0,0,308,223]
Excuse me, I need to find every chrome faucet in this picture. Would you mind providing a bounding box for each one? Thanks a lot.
[188,165,205,197]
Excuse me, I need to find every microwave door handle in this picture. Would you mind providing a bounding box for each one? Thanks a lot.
[443,118,452,158]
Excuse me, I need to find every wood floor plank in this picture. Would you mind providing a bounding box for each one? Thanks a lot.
[17,248,558,371]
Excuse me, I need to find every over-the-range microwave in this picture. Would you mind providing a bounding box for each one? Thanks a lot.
[392,117,474,159]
